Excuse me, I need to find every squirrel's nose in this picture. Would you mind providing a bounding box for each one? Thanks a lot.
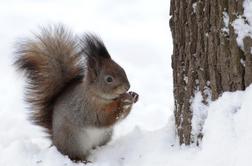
[124,82,130,91]
[117,82,130,94]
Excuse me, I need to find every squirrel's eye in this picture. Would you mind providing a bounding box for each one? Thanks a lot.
[105,75,114,84]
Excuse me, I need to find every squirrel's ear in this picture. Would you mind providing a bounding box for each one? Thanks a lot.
[80,33,110,59]
[80,33,111,79]
[86,55,100,78]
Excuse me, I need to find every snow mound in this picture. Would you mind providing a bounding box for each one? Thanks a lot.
[199,85,252,166]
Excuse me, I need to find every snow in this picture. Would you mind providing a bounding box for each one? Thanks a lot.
[1,0,252,166]
[191,91,209,144]
[240,58,246,67]
[199,86,252,166]
[192,2,197,13]
[222,11,229,34]
[233,0,252,50]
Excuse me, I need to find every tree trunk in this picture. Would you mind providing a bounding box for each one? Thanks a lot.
[169,0,252,145]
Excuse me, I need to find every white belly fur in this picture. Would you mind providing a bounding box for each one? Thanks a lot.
[79,127,112,154]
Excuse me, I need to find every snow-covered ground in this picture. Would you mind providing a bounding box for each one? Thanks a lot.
[1,0,252,166]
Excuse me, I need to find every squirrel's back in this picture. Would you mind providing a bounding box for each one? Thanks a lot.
[15,25,84,133]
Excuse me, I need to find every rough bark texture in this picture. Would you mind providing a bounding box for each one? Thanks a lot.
[169,0,252,145]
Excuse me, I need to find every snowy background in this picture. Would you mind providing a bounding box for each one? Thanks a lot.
[0,0,252,166]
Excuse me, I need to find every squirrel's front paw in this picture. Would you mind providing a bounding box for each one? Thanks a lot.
[120,91,138,105]
[119,93,133,106]
[114,91,138,120]
[128,91,139,103]
[119,91,139,109]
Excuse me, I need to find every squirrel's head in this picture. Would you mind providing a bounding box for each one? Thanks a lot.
[81,34,130,100]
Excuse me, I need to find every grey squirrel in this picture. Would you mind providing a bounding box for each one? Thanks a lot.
[15,25,139,161]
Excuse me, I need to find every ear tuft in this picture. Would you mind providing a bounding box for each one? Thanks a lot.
[80,33,111,59]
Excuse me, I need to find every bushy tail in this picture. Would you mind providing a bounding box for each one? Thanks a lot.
[15,25,84,133]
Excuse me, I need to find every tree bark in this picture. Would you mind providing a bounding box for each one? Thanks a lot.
[169,0,252,145]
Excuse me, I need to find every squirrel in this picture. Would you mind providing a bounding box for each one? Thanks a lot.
[15,25,139,161]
